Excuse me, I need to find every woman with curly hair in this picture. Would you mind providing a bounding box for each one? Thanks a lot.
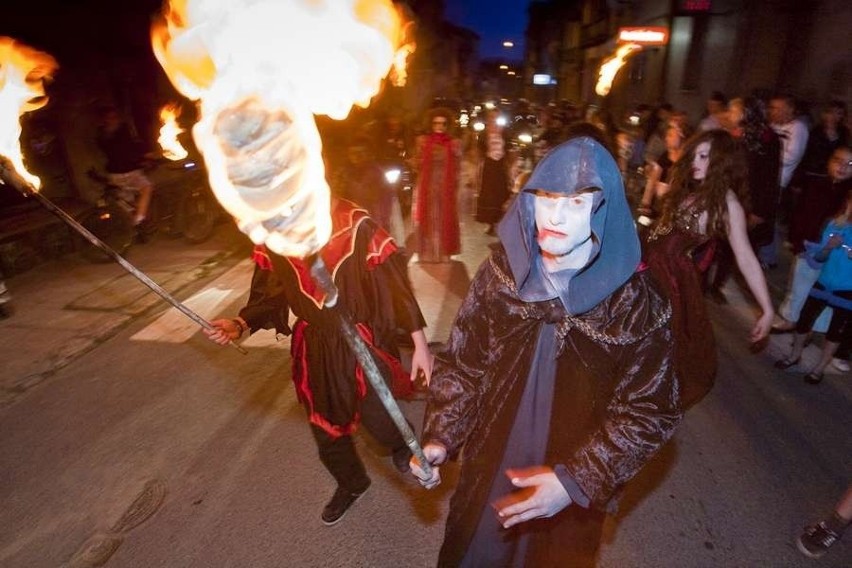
[644,129,775,408]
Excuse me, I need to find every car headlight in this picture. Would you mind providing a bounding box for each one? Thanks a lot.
[384,169,401,184]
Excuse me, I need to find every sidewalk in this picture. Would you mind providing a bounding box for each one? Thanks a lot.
[0,222,253,407]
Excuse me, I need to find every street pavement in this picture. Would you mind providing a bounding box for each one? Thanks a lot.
[0,212,850,567]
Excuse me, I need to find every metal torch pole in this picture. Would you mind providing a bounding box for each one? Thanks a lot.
[0,158,246,355]
[308,255,431,477]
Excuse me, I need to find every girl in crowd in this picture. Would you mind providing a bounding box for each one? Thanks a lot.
[775,187,851,384]
[638,119,692,219]
[644,129,775,407]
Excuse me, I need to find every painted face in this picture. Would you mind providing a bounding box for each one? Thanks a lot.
[431,116,448,133]
[533,189,596,260]
[692,141,712,181]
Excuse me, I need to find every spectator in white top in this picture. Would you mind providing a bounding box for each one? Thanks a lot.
[759,93,810,267]
[769,93,810,189]
[698,91,728,132]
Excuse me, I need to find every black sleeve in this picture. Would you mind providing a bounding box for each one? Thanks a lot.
[238,265,292,335]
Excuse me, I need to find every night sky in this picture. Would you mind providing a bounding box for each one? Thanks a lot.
[446,0,530,60]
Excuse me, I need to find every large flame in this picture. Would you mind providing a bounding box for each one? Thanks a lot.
[152,0,414,257]
[158,103,189,160]
[0,37,58,189]
[595,43,641,97]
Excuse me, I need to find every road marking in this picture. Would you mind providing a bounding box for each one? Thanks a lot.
[130,258,291,349]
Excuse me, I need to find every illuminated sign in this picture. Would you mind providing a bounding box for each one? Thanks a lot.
[533,74,551,85]
[679,0,712,11]
[617,27,669,46]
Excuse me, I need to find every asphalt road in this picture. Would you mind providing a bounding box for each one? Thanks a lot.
[0,219,849,567]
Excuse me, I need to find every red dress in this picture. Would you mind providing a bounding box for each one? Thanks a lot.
[644,208,718,409]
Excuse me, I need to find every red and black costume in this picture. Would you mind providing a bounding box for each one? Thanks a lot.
[239,198,426,493]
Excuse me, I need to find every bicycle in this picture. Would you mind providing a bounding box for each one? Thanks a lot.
[79,157,220,262]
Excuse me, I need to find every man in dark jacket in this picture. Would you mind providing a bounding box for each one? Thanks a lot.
[411,135,682,567]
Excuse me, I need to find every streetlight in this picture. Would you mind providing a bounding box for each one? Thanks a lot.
[502,41,514,48]
[499,64,508,70]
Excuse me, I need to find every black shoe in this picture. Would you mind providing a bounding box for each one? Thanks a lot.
[391,446,413,474]
[804,371,824,385]
[321,482,370,526]
[797,521,841,558]
[774,356,800,370]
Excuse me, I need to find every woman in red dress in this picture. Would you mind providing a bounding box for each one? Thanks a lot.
[411,107,462,263]
[644,129,775,407]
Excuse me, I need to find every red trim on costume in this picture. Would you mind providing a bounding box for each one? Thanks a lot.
[252,245,273,271]
[285,199,397,307]
[290,319,410,438]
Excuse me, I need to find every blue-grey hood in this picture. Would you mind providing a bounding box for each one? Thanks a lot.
[496,136,640,315]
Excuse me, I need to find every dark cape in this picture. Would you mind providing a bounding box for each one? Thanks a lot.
[424,138,682,566]
[239,199,426,437]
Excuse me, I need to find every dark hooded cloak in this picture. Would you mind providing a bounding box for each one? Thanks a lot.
[424,137,681,567]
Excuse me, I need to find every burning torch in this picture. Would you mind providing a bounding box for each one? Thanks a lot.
[0,36,246,354]
[594,27,670,100]
[150,0,428,474]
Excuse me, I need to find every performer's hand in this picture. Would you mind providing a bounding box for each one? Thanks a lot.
[410,443,446,490]
[750,310,774,343]
[494,466,572,529]
[409,329,434,385]
[204,318,241,345]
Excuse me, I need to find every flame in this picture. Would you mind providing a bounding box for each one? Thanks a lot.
[0,37,58,189]
[595,43,641,97]
[158,103,189,160]
[152,0,414,257]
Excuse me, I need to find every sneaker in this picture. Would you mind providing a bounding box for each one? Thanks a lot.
[321,482,370,526]
[391,446,413,474]
[831,358,850,372]
[796,521,840,559]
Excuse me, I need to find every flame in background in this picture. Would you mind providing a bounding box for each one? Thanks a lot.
[158,103,189,160]
[595,43,641,97]
[151,0,414,257]
[0,37,58,189]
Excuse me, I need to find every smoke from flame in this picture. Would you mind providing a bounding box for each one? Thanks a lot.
[158,103,189,160]
[152,0,414,257]
[0,37,58,189]
[595,43,641,97]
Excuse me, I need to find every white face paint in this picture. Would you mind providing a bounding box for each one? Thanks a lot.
[692,141,712,181]
[533,189,597,270]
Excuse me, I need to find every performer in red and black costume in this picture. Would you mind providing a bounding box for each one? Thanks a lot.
[205,197,433,526]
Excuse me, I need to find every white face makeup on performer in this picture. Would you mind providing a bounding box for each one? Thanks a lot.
[533,188,598,272]
[692,141,711,181]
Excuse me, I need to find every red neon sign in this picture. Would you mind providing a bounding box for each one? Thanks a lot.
[617,27,669,46]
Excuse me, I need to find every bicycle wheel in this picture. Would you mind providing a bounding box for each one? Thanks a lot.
[76,204,135,262]
[179,188,218,244]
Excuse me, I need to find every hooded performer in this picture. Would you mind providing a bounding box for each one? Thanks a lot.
[411,135,683,567]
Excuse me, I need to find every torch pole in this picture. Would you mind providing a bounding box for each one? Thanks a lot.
[0,158,246,355]
[308,255,431,477]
